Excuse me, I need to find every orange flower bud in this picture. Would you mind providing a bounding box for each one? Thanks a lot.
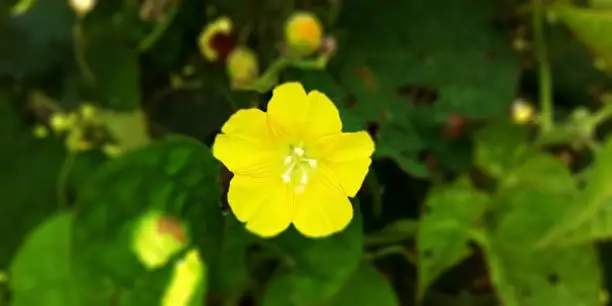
[284,12,323,57]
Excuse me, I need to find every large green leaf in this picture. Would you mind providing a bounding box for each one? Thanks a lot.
[288,0,519,176]
[417,179,490,301]
[539,137,612,246]
[208,214,257,302]
[478,153,601,306]
[71,135,222,305]
[82,35,141,110]
[474,120,530,178]
[263,263,399,306]
[327,263,399,306]
[9,212,80,306]
[553,4,612,71]
[0,90,103,269]
[267,202,364,305]
[0,0,74,77]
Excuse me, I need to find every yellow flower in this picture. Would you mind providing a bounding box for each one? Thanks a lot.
[212,82,375,238]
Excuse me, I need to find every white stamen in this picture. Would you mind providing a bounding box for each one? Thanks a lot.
[294,147,305,156]
[284,155,292,164]
[307,159,317,168]
[300,173,308,184]
[282,172,291,183]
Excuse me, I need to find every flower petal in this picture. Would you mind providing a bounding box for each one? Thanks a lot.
[304,90,342,138]
[315,131,375,162]
[292,171,353,238]
[213,108,282,176]
[323,158,371,197]
[243,180,294,238]
[314,131,374,197]
[227,175,270,222]
[266,82,309,137]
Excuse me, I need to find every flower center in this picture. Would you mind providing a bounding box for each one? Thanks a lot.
[281,144,317,193]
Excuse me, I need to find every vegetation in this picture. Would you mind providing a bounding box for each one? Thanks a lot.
[2,0,612,305]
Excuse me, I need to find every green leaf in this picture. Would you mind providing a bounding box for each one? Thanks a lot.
[365,219,418,247]
[417,179,490,300]
[269,202,364,305]
[0,0,74,77]
[539,137,612,246]
[553,4,612,71]
[327,263,399,306]
[208,214,257,302]
[97,108,152,154]
[329,0,519,176]
[474,120,530,178]
[477,155,601,306]
[82,33,141,110]
[263,263,399,306]
[502,153,576,192]
[72,135,222,304]
[9,212,80,306]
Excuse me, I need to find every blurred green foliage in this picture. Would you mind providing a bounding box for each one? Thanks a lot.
[4,0,612,305]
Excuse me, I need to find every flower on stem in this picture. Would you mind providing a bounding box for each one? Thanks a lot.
[212,82,375,238]
[284,12,324,57]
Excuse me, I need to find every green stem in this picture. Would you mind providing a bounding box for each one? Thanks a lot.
[57,152,76,208]
[366,172,383,219]
[364,245,416,265]
[73,24,96,84]
[589,101,612,127]
[138,1,180,52]
[532,0,554,133]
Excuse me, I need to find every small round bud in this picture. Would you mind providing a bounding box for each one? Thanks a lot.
[284,12,324,57]
[33,125,49,139]
[79,103,97,120]
[226,47,259,87]
[511,99,535,124]
[50,113,75,132]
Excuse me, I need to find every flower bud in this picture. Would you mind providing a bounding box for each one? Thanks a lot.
[33,125,49,139]
[198,16,235,62]
[226,47,259,87]
[69,0,96,17]
[284,12,323,57]
[131,211,188,270]
[50,113,76,132]
[511,99,535,124]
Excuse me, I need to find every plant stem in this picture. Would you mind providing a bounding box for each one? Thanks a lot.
[57,152,76,208]
[532,0,554,133]
[138,1,180,52]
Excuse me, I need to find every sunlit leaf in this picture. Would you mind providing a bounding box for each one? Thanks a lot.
[417,179,489,300]
[9,212,82,306]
